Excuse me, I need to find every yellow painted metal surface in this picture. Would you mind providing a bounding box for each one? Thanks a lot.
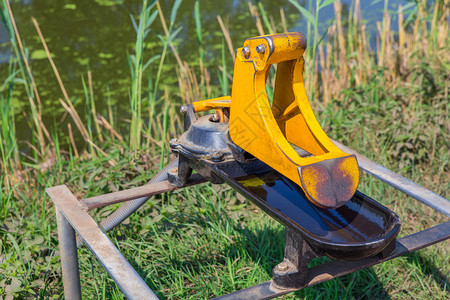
[192,96,231,112]
[193,32,359,208]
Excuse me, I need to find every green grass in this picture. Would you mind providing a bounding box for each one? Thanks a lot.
[1,141,447,299]
[0,0,449,299]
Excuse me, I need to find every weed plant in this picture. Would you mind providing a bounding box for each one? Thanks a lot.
[0,0,448,299]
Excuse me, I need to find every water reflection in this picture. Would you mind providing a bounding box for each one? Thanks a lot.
[238,170,393,244]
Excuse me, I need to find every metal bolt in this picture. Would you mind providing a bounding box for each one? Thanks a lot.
[242,46,251,58]
[278,262,289,271]
[256,44,265,54]
[211,152,221,157]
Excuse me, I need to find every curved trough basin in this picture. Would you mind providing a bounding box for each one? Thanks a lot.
[207,160,401,261]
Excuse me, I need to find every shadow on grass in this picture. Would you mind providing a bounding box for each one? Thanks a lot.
[105,202,411,299]
[129,222,394,298]
[237,225,393,299]
[90,210,448,300]
[126,257,169,300]
[405,251,450,293]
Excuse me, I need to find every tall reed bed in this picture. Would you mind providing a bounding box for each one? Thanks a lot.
[0,0,188,182]
[302,0,449,105]
[0,0,49,188]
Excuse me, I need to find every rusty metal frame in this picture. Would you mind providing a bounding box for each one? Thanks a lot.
[47,143,449,300]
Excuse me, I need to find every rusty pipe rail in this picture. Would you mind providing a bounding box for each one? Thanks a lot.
[332,140,450,217]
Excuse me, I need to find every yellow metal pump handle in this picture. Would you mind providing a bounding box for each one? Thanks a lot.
[227,32,359,208]
[192,96,231,113]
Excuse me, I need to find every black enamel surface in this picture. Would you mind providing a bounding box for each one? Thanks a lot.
[238,171,394,243]
[204,160,401,260]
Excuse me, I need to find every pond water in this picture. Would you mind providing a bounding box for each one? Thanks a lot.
[0,0,411,145]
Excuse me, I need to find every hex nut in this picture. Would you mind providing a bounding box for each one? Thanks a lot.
[278,262,289,271]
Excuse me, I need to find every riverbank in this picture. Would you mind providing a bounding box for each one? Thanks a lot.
[1,0,449,298]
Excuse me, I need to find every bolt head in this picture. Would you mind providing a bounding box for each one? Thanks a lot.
[256,44,265,54]
[278,262,288,271]
[242,46,251,58]
[211,152,221,157]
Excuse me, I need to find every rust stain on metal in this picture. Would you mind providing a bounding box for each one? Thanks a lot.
[299,155,359,208]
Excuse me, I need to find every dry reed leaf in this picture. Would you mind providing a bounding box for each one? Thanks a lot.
[217,15,235,61]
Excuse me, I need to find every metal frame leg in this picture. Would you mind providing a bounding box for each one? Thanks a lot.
[48,185,159,300]
[272,226,317,289]
[55,207,81,300]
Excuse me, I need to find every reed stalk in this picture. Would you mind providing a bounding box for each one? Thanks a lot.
[194,0,208,100]
[217,15,235,61]
[0,67,19,188]
[194,0,204,66]
[219,40,229,96]
[129,0,158,150]
[288,0,336,99]
[248,2,265,36]
[88,71,103,142]
[2,1,50,158]
[32,17,93,156]
[257,1,275,34]
[153,0,182,102]
[140,0,183,153]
